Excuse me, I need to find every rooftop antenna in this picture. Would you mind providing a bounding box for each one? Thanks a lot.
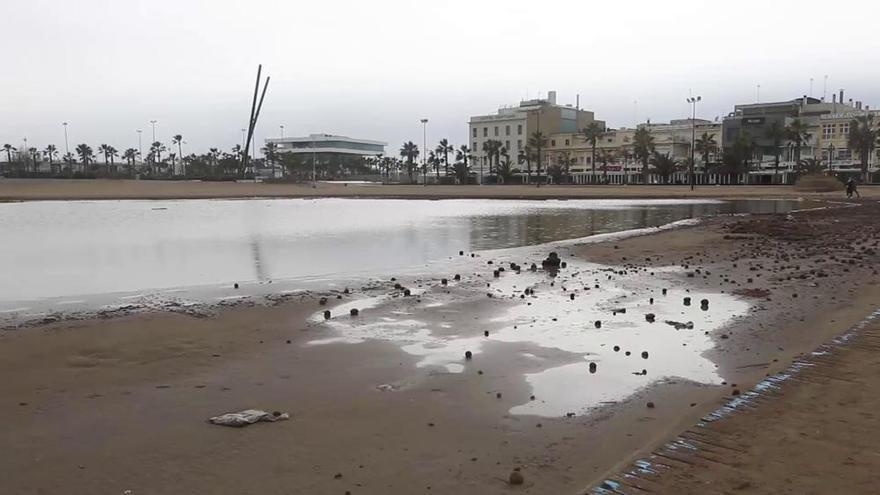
[809,77,813,98]
[823,75,828,101]
[756,84,761,103]
[241,64,270,178]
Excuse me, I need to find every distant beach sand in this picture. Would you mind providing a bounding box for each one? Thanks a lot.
[0,178,875,201]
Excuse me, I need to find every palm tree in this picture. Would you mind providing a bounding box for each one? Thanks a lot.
[527,132,548,186]
[150,141,167,173]
[633,127,655,183]
[122,148,138,176]
[580,122,604,179]
[25,147,38,173]
[43,145,58,173]
[399,141,419,182]
[650,152,680,184]
[848,114,879,182]
[108,146,118,173]
[2,144,16,173]
[435,139,454,177]
[598,149,615,182]
[209,147,220,177]
[97,144,111,174]
[764,121,785,180]
[262,142,279,178]
[517,145,533,183]
[795,157,824,175]
[75,143,93,172]
[63,152,75,174]
[694,132,717,174]
[172,135,184,175]
[454,145,471,184]
[481,139,502,176]
[785,118,812,165]
[427,150,439,179]
[496,149,516,184]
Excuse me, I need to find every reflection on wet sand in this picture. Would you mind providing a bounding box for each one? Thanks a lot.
[310,244,748,418]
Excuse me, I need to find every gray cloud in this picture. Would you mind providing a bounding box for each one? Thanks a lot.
[1,0,878,156]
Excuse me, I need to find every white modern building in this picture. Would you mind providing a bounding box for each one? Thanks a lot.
[266,134,386,158]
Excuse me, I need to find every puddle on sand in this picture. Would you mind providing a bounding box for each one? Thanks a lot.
[486,264,748,417]
[308,256,749,418]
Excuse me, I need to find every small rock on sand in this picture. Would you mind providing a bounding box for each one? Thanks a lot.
[508,470,524,485]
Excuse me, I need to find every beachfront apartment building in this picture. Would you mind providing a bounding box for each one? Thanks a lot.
[468,91,605,180]
[538,119,723,184]
[721,92,878,180]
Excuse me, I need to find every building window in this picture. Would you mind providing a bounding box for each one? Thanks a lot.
[473,141,477,151]
[483,128,488,137]
[494,126,499,137]
[841,123,850,135]
[472,127,477,138]
[505,125,510,136]
[822,125,833,139]
[517,139,522,149]
[551,139,556,147]
[565,139,570,146]
[517,124,523,135]
[505,140,510,150]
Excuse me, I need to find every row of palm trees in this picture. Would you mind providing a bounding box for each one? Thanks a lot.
[1,133,200,178]
[393,131,555,185]
[5,116,876,183]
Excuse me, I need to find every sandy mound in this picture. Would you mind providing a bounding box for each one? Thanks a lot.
[793,173,844,192]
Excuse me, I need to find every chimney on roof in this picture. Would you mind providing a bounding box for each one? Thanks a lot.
[840,89,845,104]
[548,90,557,104]
[832,94,837,103]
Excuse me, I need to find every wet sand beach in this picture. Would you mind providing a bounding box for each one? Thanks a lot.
[0,178,877,201]
[1,198,878,494]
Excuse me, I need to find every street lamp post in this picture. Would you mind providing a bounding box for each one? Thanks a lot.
[828,143,835,173]
[62,122,70,176]
[150,120,157,143]
[687,96,701,191]
[420,118,428,186]
[311,136,317,188]
[136,130,143,168]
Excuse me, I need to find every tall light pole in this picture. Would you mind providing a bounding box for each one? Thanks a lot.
[136,130,143,166]
[280,125,285,138]
[150,120,157,143]
[687,96,701,191]
[62,122,70,172]
[420,118,428,186]
[311,135,317,188]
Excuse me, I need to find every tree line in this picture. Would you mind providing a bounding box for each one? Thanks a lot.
[3,115,876,183]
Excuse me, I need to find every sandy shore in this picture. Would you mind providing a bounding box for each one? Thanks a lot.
[1,199,878,494]
[595,316,880,494]
[0,178,876,201]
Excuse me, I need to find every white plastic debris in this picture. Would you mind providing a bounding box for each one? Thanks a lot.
[208,409,290,427]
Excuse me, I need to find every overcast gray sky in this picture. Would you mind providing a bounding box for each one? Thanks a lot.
[1,0,878,157]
